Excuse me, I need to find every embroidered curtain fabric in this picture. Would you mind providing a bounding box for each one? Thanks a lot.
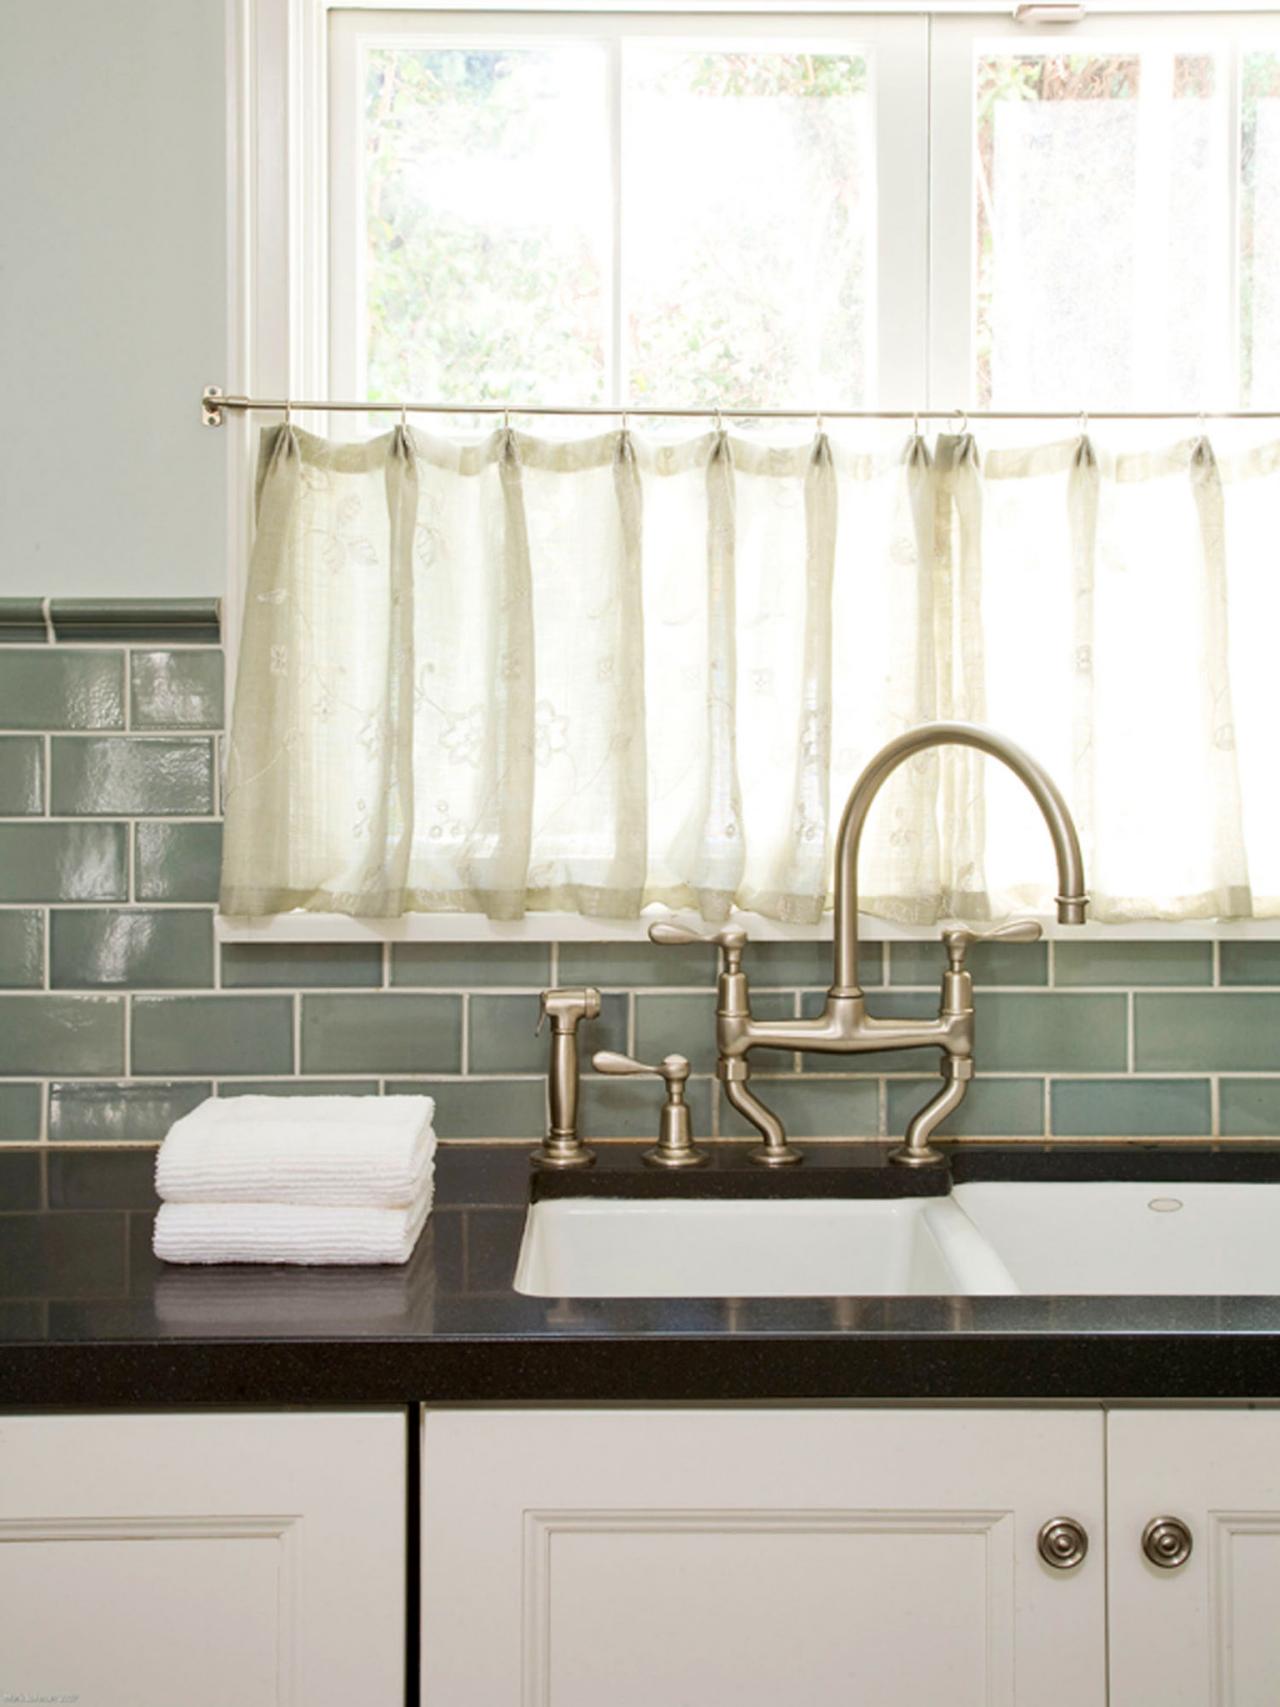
[220,422,1280,923]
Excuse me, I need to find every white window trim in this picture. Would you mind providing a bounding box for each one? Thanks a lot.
[326,8,929,410]
[222,0,1280,944]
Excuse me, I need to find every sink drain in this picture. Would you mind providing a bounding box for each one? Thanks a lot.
[1147,1197,1184,1213]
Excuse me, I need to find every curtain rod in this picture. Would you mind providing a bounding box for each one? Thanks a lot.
[200,386,1280,430]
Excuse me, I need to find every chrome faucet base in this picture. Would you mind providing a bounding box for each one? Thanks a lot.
[642,1142,708,1169]
[887,1141,943,1168]
[747,1141,804,1167]
[533,1136,597,1169]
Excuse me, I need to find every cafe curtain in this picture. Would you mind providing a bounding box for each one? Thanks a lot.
[220,421,1279,923]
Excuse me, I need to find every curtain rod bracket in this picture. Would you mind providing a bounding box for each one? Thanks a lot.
[202,385,225,428]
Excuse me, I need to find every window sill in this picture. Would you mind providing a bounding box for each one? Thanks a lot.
[215,909,1280,945]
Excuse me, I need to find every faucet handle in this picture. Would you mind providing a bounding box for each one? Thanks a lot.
[648,920,748,956]
[942,918,1042,971]
[593,1049,690,1088]
[592,1051,706,1169]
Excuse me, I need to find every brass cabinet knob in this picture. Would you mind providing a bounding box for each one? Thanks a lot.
[1142,1516,1193,1570]
[1037,1517,1089,1570]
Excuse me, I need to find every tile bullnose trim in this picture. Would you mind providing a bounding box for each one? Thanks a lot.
[49,598,222,645]
[0,600,50,644]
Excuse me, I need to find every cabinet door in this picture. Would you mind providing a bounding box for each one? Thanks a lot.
[422,1407,1104,1707]
[1109,1408,1280,1707]
[0,1411,405,1707]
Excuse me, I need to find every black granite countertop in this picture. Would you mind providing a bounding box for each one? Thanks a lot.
[5,1141,1280,1407]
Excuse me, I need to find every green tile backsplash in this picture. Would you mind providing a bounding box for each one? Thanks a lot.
[0,822,128,902]
[0,996,124,1077]
[0,650,124,730]
[299,994,462,1075]
[132,995,295,1077]
[128,649,224,730]
[1134,993,1280,1072]
[0,911,44,989]
[0,737,44,815]
[3,615,1280,1144]
[0,1084,42,1143]
[51,736,215,816]
[50,908,214,989]
[133,821,222,902]
[48,1080,212,1143]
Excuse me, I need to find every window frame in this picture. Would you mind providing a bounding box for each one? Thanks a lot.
[326,8,929,416]
[928,9,1280,410]
[222,0,1280,943]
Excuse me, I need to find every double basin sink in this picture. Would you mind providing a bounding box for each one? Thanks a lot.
[516,1176,1280,1298]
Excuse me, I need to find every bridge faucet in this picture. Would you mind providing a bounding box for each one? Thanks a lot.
[649,721,1088,1168]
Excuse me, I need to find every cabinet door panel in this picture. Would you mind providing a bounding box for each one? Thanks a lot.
[423,1407,1105,1707]
[1109,1408,1280,1707]
[0,1412,405,1707]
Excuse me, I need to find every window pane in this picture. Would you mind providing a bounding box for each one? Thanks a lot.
[622,47,874,409]
[361,45,611,405]
[1241,51,1280,406]
[975,46,1230,408]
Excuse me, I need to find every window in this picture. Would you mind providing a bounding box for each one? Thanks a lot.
[327,11,928,416]
[326,9,1280,417]
[931,15,1280,409]
[224,5,1280,939]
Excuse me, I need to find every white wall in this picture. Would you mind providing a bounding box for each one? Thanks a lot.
[0,0,227,597]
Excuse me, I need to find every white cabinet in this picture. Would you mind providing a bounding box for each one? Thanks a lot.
[1108,1409,1280,1707]
[0,1411,405,1707]
[421,1407,1106,1707]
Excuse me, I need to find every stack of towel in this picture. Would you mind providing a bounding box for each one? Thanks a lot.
[152,1094,436,1266]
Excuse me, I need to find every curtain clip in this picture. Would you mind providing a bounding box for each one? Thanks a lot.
[816,411,825,437]
[952,406,969,435]
[400,401,408,431]
[912,410,921,438]
[1078,408,1089,438]
[714,406,724,436]
[621,408,629,435]
[283,398,293,428]
[502,407,511,433]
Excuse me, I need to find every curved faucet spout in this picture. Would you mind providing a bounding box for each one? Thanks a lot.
[832,722,1088,997]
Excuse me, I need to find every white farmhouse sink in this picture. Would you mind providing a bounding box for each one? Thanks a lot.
[516,1180,1280,1298]
[514,1196,1018,1298]
[952,1179,1280,1296]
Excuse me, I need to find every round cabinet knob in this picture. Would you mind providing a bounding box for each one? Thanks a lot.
[1037,1517,1089,1570]
[1142,1516,1193,1570]
[1037,1522,1085,1570]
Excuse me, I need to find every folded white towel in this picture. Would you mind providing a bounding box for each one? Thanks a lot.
[153,1188,433,1267]
[155,1094,435,1208]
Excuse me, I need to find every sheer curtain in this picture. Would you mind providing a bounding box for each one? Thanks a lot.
[220,421,1280,923]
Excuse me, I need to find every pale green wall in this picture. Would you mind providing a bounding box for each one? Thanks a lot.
[0,0,227,595]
